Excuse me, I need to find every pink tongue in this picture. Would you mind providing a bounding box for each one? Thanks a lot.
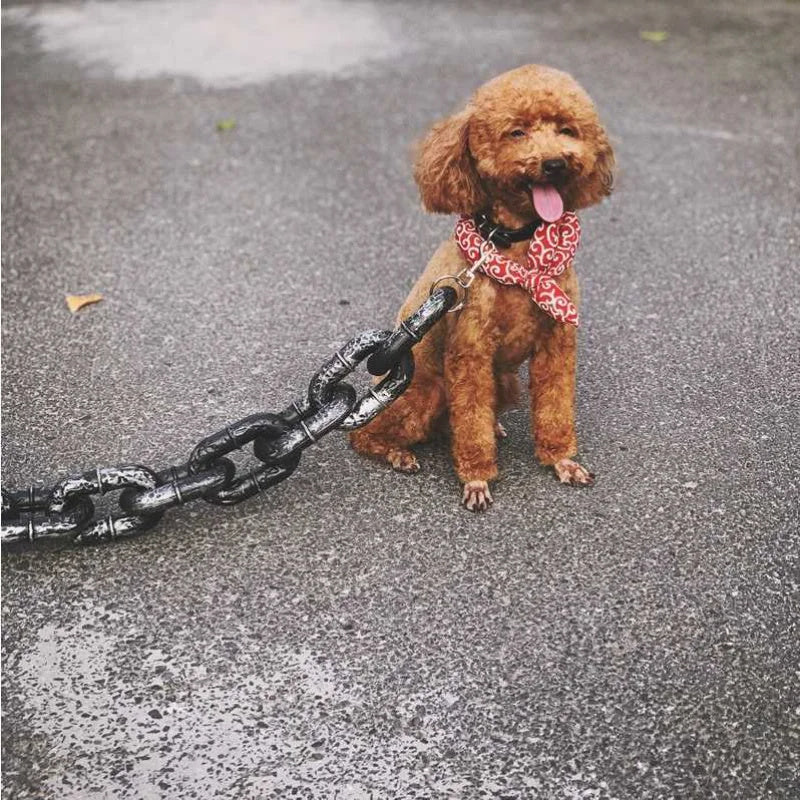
[532,184,564,222]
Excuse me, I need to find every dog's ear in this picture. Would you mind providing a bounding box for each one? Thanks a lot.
[594,127,615,197]
[575,125,615,208]
[413,108,487,214]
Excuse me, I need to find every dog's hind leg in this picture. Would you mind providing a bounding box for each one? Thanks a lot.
[349,372,446,473]
[497,371,521,411]
[494,371,520,439]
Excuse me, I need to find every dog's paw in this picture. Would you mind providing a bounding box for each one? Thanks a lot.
[462,480,493,511]
[554,458,595,487]
[387,448,420,474]
[495,422,508,440]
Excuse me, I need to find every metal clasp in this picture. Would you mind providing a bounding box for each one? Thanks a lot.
[429,234,498,313]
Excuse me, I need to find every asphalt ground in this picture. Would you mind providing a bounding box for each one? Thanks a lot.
[2,1,799,798]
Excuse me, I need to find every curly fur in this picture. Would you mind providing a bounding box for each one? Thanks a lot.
[350,64,615,509]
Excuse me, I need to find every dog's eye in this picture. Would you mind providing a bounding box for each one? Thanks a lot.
[559,126,577,137]
[509,129,526,138]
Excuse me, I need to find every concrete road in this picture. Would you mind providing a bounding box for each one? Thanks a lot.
[2,1,798,797]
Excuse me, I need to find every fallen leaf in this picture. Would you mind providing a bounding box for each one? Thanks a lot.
[640,30,669,42]
[65,293,103,313]
[216,118,237,132]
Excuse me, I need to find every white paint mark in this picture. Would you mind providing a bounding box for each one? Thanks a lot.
[3,0,402,86]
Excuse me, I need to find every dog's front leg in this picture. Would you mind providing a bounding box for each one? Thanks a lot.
[529,321,594,486]
[444,338,498,511]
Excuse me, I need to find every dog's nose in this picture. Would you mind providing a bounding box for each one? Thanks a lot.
[542,158,567,177]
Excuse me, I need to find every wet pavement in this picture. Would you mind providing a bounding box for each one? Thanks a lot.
[2,1,799,798]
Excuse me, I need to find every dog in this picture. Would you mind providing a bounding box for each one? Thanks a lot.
[350,64,614,510]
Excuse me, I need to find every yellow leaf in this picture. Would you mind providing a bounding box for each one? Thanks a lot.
[640,30,669,42]
[216,118,237,132]
[65,293,103,313]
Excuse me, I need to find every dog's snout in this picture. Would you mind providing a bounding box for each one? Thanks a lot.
[542,158,568,177]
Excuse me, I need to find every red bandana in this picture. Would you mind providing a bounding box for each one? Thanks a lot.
[454,212,581,326]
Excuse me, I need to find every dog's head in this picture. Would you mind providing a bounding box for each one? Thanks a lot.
[414,65,614,220]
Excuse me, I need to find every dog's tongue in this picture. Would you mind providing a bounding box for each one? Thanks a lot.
[532,184,564,222]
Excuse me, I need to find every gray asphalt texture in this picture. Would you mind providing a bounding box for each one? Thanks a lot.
[2,1,799,798]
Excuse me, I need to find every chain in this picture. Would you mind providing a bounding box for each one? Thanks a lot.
[1,286,458,546]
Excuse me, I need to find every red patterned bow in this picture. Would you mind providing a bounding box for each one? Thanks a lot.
[454,212,581,326]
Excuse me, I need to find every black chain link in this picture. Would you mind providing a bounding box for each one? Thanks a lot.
[1,286,457,546]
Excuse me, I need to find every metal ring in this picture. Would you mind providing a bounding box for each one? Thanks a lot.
[399,320,421,342]
[299,419,317,444]
[335,351,354,370]
[429,276,466,312]
[368,387,388,409]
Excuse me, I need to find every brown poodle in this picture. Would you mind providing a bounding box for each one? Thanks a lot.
[350,64,614,510]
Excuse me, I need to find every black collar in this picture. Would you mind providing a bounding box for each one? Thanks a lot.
[473,212,541,249]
